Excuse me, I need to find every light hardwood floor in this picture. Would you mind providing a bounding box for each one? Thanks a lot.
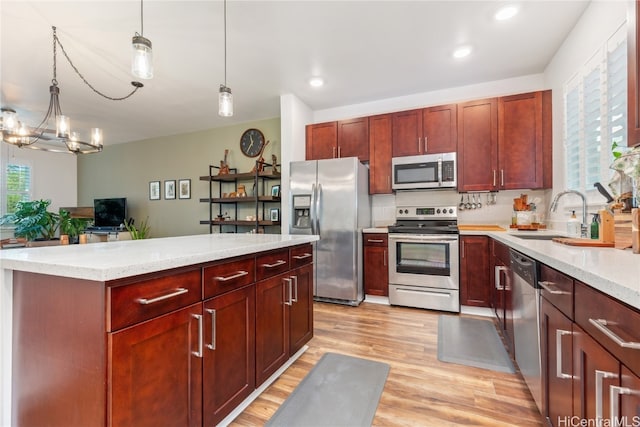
[231,301,543,426]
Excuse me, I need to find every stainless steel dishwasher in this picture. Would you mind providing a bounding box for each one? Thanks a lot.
[509,248,541,412]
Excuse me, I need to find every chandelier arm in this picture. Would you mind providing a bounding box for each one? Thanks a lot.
[53,30,142,101]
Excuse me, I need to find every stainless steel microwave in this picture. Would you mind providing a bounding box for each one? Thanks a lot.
[392,152,457,190]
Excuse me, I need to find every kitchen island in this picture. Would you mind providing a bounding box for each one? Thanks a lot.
[0,233,318,427]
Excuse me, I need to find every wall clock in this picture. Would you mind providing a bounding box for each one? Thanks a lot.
[240,128,265,157]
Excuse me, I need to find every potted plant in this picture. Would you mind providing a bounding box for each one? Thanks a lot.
[0,199,60,243]
[124,217,150,240]
[59,209,93,244]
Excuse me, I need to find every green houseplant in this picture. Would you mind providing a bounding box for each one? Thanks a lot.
[124,217,150,240]
[59,209,93,243]
[0,199,60,241]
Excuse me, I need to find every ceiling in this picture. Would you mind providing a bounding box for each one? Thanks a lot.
[1,0,589,146]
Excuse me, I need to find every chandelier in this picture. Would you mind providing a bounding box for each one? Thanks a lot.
[0,26,144,154]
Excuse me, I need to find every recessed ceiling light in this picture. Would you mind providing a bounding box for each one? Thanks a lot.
[309,77,324,87]
[453,46,472,59]
[495,5,519,21]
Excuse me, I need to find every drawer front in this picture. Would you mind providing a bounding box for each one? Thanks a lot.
[290,244,314,269]
[203,256,255,299]
[363,233,388,247]
[256,249,290,281]
[109,269,202,331]
[575,281,640,377]
[539,263,574,320]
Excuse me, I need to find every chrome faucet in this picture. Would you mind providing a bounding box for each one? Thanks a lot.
[550,190,588,238]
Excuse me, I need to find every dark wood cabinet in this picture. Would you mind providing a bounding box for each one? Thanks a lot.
[110,303,203,427]
[368,114,393,194]
[392,105,457,157]
[202,284,256,427]
[490,239,511,349]
[306,118,369,161]
[457,98,498,192]
[289,263,314,355]
[628,0,640,147]
[498,90,552,189]
[363,233,389,297]
[459,235,491,307]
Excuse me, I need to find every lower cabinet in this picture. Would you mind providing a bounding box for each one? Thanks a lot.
[363,233,389,296]
[491,239,511,351]
[459,235,491,307]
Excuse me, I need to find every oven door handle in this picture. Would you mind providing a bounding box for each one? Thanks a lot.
[389,235,458,242]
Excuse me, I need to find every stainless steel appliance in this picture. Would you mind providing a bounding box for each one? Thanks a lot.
[510,248,541,412]
[289,157,371,305]
[391,152,457,190]
[388,205,459,312]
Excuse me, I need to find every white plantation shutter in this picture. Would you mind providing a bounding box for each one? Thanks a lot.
[565,86,581,191]
[583,66,602,189]
[607,26,628,164]
[4,163,32,215]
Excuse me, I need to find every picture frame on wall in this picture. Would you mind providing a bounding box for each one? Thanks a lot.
[165,180,176,200]
[149,181,161,200]
[270,208,280,222]
[178,179,191,199]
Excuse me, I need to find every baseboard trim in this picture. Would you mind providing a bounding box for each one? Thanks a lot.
[460,305,495,317]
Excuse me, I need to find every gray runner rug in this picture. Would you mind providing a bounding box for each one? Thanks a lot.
[437,315,515,373]
[266,352,390,427]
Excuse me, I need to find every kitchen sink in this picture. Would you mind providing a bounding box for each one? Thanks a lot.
[512,234,564,240]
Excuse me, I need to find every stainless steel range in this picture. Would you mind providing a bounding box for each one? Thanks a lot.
[388,205,459,312]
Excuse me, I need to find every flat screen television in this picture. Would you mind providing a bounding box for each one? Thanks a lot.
[93,198,127,229]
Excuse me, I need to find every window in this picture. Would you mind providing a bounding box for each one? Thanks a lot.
[563,23,627,193]
[2,162,32,215]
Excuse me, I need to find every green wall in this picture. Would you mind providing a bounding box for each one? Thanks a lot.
[77,118,281,238]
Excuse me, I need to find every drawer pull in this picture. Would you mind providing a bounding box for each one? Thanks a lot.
[206,308,216,351]
[589,318,640,350]
[291,275,298,303]
[192,314,203,358]
[595,369,618,421]
[293,253,312,260]
[283,278,293,306]
[495,266,507,290]
[137,288,188,305]
[610,385,635,425]
[556,329,574,379]
[367,239,385,243]
[262,260,287,268]
[214,270,249,282]
[538,281,570,295]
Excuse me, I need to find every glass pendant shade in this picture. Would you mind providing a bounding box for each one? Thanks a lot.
[2,109,18,132]
[132,35,153,80]
[56,115,70,138]
[91,128,103,147]
[218,85,233,117]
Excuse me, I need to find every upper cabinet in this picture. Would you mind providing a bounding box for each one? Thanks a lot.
[306,117,369,161]
[457,91,552,192]
[628,1,640,147]
[392,104,457,157]
[368,114,393,194]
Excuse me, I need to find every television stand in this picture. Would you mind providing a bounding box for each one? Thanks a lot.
[84,228,130,243]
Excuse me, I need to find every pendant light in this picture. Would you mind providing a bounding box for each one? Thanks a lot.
[218,0,233,117]
[132,0,153,80]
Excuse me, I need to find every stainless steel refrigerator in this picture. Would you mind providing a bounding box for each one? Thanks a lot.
[289,157,371,305]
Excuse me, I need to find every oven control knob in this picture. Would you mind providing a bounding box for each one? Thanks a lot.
[404,209,409,214]
[449,208,454,214]
[436,209,441,214]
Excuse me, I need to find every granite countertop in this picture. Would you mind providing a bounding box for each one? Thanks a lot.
[0,234,319,282]
[461,228,640,311]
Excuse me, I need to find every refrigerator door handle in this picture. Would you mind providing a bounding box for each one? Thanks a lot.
[310,183,317,235]
[316,183,322,237]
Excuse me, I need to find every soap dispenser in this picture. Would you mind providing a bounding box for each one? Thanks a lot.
[567,210,581,238]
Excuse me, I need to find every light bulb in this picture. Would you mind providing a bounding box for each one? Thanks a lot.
[132,35,153,79]
[218,85,233,117]
[57,115,70,138]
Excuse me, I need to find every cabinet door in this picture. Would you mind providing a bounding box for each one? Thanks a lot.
[498,91,551,190]
[540,298,574,426]
[363,235,389,297]
[202,285,255,427]
[368,114,393,194]
[306,122,337,160]
[338,117,369,161]
[457,98,498,191]
[620,365,640,419]
[392,109,422,157]
[628,1,640,147]
[255,273,290,385]
[572,324,619,423]
[109,303,203,427]
[459,236,490,307]
[422,104,457,154]
[289,263,314,355]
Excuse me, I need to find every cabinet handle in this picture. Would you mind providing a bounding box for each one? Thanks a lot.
[262,260,287,268]
[417,137,421,152]
[495,266,507,290]
[610,385,635,426]
[493,170,497,187]
[283,277,293,306]
[500,169,504,187]
[424,136,427,152]
[332,147,336,158]
[367,239,385,243]
[137,287,188,305]
[555,329,574,379]
[538,281,570,295]
[214,270,249,282]
[595,369,618,421]
[589,318,640,350]
[293,253,312,260]
[291,275,298,303]
[206,308,216,350]
[192,314,204,358]
[387,175,391,189]
[383,249,387,267]
[461,241,465,258]
[338,146,341,158]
